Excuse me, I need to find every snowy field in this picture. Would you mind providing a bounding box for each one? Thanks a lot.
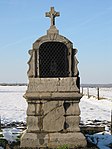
[0,86,112,124]
[0,86,112,149]
[82,87,112,100]
[80,87,112,124]
[0,86,27,123]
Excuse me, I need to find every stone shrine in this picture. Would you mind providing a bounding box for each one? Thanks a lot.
[21,7,87,148]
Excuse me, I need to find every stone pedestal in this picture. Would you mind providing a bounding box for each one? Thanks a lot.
[21,78,87,148]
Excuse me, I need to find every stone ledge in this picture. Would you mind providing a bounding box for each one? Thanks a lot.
[24,92,82,101]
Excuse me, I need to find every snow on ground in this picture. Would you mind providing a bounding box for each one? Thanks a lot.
[82,87,112,99]
[0,86,112,149]
[0,86,111,124]
[80,87,112,123]
[0,86,27,123]
[80,95,111,123]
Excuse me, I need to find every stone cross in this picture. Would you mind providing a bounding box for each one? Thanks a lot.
[45,7,60,26]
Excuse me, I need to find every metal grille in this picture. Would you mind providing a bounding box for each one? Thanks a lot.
[39,42,68,77]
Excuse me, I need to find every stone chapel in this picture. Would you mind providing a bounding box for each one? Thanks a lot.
[21,7,87,148]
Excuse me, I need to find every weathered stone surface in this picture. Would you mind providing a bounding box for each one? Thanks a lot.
[58,77,79,92]
[21,132,50,148]
[47,132,87,148]
[43,100,63,115]
[24,92,52,99]
[24,92,82,101]
[64,101,80,116]
[65,116,80,132]
[27,116,40,132]
[35,102,44,116]
[27,78,58,92]
[20,131,38,147]
[51,92,82,100]
[21,132,87,148]
[27,103,36,116]
[27,77,79,93]
[27,100,43,116]
[27,50,34,78]
[43,105,65,132]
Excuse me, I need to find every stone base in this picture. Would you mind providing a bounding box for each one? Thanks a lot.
[21,77,87,148]
[20,131,87,148]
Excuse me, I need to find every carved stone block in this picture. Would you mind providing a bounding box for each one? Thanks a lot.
[27,103,36,116]
[43,100,63,115]
[64,101,80,116]
[27,116,40,132]
[21,131,38,147]
[65,116,80,132]
[35,102,44,116]
[43,105,65,132]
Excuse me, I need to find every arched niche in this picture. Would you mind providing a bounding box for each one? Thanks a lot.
[28,33,78,79]
[39,41,69,77]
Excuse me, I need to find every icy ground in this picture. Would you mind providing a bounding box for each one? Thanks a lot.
[0,86,112,149]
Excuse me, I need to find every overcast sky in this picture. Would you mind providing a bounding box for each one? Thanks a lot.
[0,0,112,84]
